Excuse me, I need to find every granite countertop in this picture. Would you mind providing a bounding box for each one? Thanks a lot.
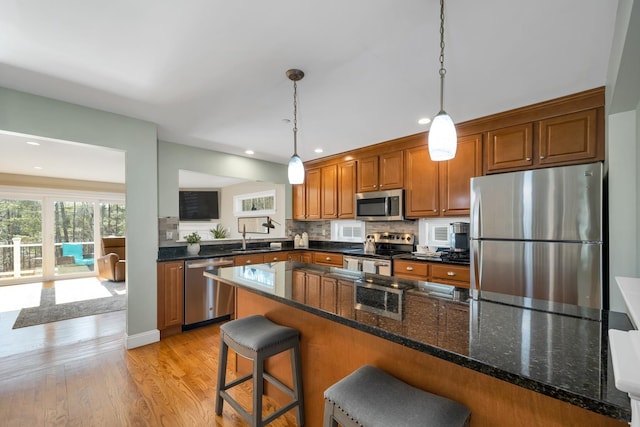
[207,261,632,422]
[157,242,469,266]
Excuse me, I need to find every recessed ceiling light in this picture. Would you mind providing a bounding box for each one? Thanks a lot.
[34,166,43,170]
[314,148,323,154]
[26,141,40,146]
[245,150,255,155]
[418,118,431,125]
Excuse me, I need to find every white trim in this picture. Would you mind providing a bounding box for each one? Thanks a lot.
[125,329,160,349]
[0,185,125,201]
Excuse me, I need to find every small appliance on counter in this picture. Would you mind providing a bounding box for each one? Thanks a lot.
[449,222,470,252]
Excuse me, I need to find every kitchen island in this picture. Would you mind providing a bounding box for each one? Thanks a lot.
[206,261,631,426]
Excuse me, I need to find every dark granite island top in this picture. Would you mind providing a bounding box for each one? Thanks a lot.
[206,261,632,425]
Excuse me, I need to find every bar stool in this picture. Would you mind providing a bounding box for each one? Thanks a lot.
[323,365,470,427]
[215,315,304,427]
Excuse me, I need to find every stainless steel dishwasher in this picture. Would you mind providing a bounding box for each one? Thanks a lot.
[184,257,235,328]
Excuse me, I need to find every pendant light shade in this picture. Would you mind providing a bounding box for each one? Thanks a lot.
[286,69,305,185]
[288,154,304,184]
[428,0,457,161]
[428,112,457,161]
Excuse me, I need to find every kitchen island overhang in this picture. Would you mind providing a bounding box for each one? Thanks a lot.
[206,261,631,426]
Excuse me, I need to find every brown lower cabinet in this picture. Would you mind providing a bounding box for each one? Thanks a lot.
[355,309,404,335]
[157,260,184,338]
[404,292,469,355]
[393,259,470,289]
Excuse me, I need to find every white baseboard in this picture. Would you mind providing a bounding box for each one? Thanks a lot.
[125,329,160,349]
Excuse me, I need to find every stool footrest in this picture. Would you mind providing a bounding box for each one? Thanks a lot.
[219,390,252,422]
[263,372,295,398]
[221,373,252,391]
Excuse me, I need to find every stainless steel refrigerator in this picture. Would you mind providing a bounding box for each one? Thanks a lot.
[470,162,603,318]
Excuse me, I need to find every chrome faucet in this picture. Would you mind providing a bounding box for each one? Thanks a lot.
[242,224,247,251]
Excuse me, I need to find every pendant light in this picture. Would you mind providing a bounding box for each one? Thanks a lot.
[428,0,457,161]
[287,69,305,184]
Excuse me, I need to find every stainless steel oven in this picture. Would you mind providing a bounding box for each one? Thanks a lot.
[354,279,411,321]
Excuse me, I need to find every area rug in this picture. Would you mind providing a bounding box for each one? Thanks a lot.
[12,282,126,329]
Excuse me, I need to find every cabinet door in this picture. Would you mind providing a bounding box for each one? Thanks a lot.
[438,301,470,355]
[320,276,338,313]
[486,123,534,172]
[321,164,338,219]
[356,155,379,192]
[157,261,184,330]
[538,109,597,166]
[337,160,357,218]
[292,183,306,220]
[439,133,482,216]
[337,279,355,319]
[300,252,313,264]
[305,168,322,220]
[306,272,321,308]
[404,293,439,345]
[405,146,439,218]
[292,270,306,303]
[379,151,404,190]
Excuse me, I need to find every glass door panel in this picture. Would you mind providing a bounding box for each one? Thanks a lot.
[53,200,95,277]
[0,198,43,281]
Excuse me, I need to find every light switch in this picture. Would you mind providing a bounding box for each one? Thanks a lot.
[166,231,173,240]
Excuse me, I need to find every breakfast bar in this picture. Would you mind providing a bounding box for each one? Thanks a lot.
[206,261,632,427]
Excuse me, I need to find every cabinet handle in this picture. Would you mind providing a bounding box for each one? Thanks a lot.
[326,257,332,261]
[406,266,414,271]
[442,208,447,212]
[433,209,438,213]
[246,260,252,264]
[526,157,531,161]
[272,257,278,261]
[540,155,545,159]
[447,271,455,276]
[179,266,183,269]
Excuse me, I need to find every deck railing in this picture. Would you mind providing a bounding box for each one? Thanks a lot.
[0,238,95,279]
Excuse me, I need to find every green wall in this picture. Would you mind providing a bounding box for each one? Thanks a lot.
[0,87,158,342]
[157,140,291,218]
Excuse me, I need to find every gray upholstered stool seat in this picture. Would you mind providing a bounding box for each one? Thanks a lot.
[323,365,470,427]
[215,315,304,427]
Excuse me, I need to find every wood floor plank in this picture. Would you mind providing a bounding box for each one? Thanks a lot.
[0,279,299,426]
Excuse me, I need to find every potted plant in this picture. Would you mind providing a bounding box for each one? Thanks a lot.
[185,232,201,255]
[210,224,228,239]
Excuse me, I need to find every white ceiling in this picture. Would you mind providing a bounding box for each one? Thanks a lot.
[0,0,619,185]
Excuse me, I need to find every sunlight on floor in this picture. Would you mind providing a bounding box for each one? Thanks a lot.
[54,278,112,304]
[0,282,42,312]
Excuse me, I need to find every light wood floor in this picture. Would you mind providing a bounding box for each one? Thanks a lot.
[0,280,299,426]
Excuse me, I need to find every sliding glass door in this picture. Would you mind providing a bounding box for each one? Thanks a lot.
[51,200,96,277]
[1,189,125,284]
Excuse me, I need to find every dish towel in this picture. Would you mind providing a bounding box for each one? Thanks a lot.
[347,258,359,271]
[363,260,377,274]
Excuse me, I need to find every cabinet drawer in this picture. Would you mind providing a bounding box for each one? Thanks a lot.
[263,251,289,262]
[234,254,264,265]
[312,252,343,267]
[393,259,429,279]
[430,263,470,287]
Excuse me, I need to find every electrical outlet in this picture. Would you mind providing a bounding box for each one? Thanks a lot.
[322,229,326,236]
[165,231,173,240]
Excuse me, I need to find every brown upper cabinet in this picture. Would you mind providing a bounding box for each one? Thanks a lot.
[357,151,404,193]
[321,164,338,219]
[337,160,356,218]
[405,134,482,218]
[486,108,601,173]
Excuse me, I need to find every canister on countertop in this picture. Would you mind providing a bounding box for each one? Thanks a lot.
[294,234,301,248]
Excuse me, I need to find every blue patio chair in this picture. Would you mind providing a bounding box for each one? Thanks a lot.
[62,243,94,266]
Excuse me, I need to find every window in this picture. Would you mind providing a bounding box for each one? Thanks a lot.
[233,190,276,216]
[331,220,365,242]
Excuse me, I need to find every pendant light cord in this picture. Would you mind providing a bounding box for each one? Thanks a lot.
[293,80,298,156]
[438,0,446,114]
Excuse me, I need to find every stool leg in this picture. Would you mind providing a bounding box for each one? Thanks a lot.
[253,354,264,427]
[215,333,228,415]
[291,342,305,426]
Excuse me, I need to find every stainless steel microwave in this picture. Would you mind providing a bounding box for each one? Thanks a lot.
[355,189,404,221]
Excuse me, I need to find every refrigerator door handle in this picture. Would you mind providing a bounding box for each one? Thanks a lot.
[471,240,481,300]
